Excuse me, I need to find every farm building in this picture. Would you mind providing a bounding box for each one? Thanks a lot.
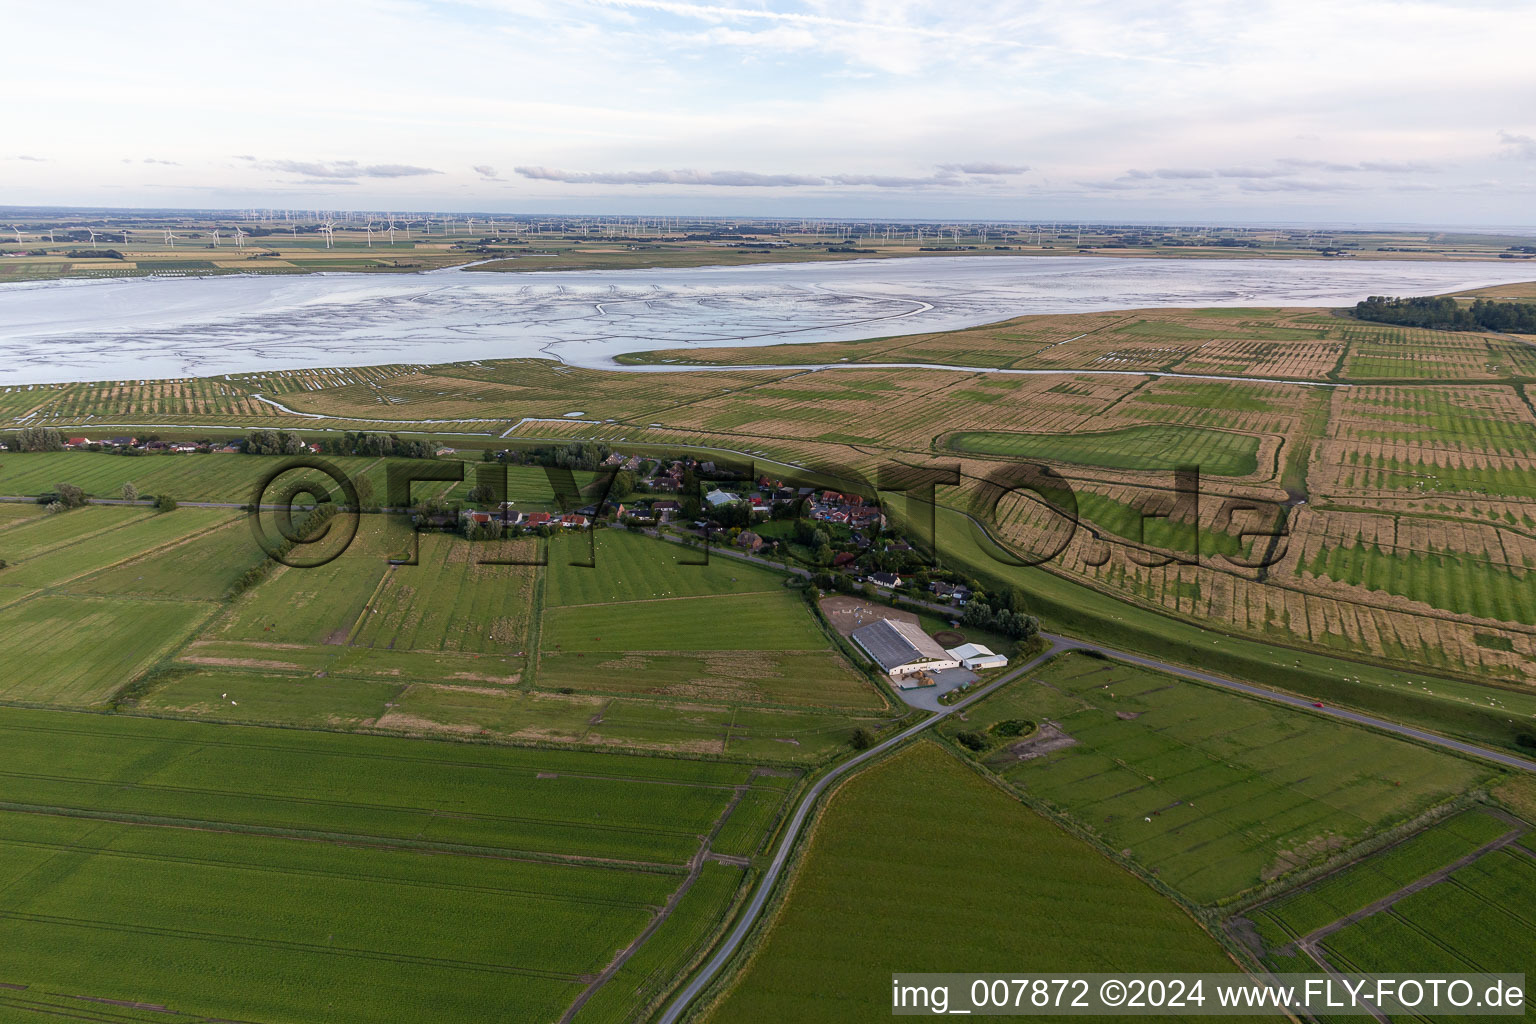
[850,618,959,677]
[946,643,1008,671]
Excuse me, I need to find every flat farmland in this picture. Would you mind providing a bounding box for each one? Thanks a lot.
[63,516,266,601]
[352,532,538,653]
[176,638,523,684]
[702,742,1250,1024]
[0,706,776,1024]
[537,650,883,709]
[140,664,889,761]
[0,503,174,562]
[1244,808,1535,982]
[0,502,41,527]
[0,451,380,503]
[543,529,790,606]
[945,423,1262,476]
[0,506,239,597]
[542,590,826,652]
[0,595,219,704]
[0,706,748,864]
[940,653,1495,905]
[214,516,398,645]
[1249,809,1516,943]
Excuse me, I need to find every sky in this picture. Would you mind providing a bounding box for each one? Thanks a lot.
[3,0,1534,223]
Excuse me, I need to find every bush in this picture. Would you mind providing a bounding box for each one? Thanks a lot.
[850,726,877,750]
[154,494,178,512]
[54,482,88,509]
[1517,733,1536,750]
[955,730,989,752]
[992,719,1034,738]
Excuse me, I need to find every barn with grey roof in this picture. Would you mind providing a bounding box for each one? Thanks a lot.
[849,618,960,677]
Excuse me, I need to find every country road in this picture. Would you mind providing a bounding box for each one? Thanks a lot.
[652,535,1536,1024]
[654,638,1069,1024]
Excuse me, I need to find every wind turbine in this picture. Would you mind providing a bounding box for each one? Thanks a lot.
[210,228,221,246]
[164,229,179,248]
[10,226,21,245]
[364,222,374,247]
[46,229,55,244]
[387,221,397,245]
[233,226,247,249]
[86,227,97,246]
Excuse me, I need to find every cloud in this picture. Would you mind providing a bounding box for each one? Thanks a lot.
[1215,167,1291,179]
[589,0,1204,67]
[1497,130,1536,159]
[1279,157,1436,173]
[243,157,442,179]
[1239,179,1362,193]
[516,164,1005,189]
[142,157,180,165]
[472,164,504,180]
[826,172,961,187]
[12,154,46,162]
[939,162,1028,175]
[1122,168,1215,180]
[516,166,826,186]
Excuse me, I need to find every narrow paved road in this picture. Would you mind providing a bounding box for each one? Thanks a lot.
[654,538,1536,1023]
[655,638,1068,1024]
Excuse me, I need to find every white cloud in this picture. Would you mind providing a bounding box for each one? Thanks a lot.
[1498,130,1536,159]
[0,0,1531,221]
[244,158,442,179]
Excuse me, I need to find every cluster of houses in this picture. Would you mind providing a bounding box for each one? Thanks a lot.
[60,435,298,455]
[459,506,592,531]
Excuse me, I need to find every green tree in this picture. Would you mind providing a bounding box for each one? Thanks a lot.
[17,426,65,452]
[154,494,178,512]
[121,482,139,502]
[54,482,88,509]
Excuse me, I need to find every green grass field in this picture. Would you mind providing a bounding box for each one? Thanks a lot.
[0,506,240,597]
[703,742,1251,1023]
[537,650,883,709]
[543,529,790,606]
[0,595,218,704]
[945,424,1262,476]
[351,532,538,653]
[1244,808,1534,981]
[0,451,385,503]
[542,590,828,653]
[940,654,1495,905]
[0,706,780,1024]
[64,517,266,601]
[1252,809,1515,940]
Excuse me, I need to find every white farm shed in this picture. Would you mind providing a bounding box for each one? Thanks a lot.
[850,618,959,677]
[946,643,1008,671]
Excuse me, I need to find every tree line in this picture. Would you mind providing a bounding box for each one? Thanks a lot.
[1352,295,1536,333]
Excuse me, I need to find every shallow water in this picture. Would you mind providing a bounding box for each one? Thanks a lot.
[1,256,1530,385]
